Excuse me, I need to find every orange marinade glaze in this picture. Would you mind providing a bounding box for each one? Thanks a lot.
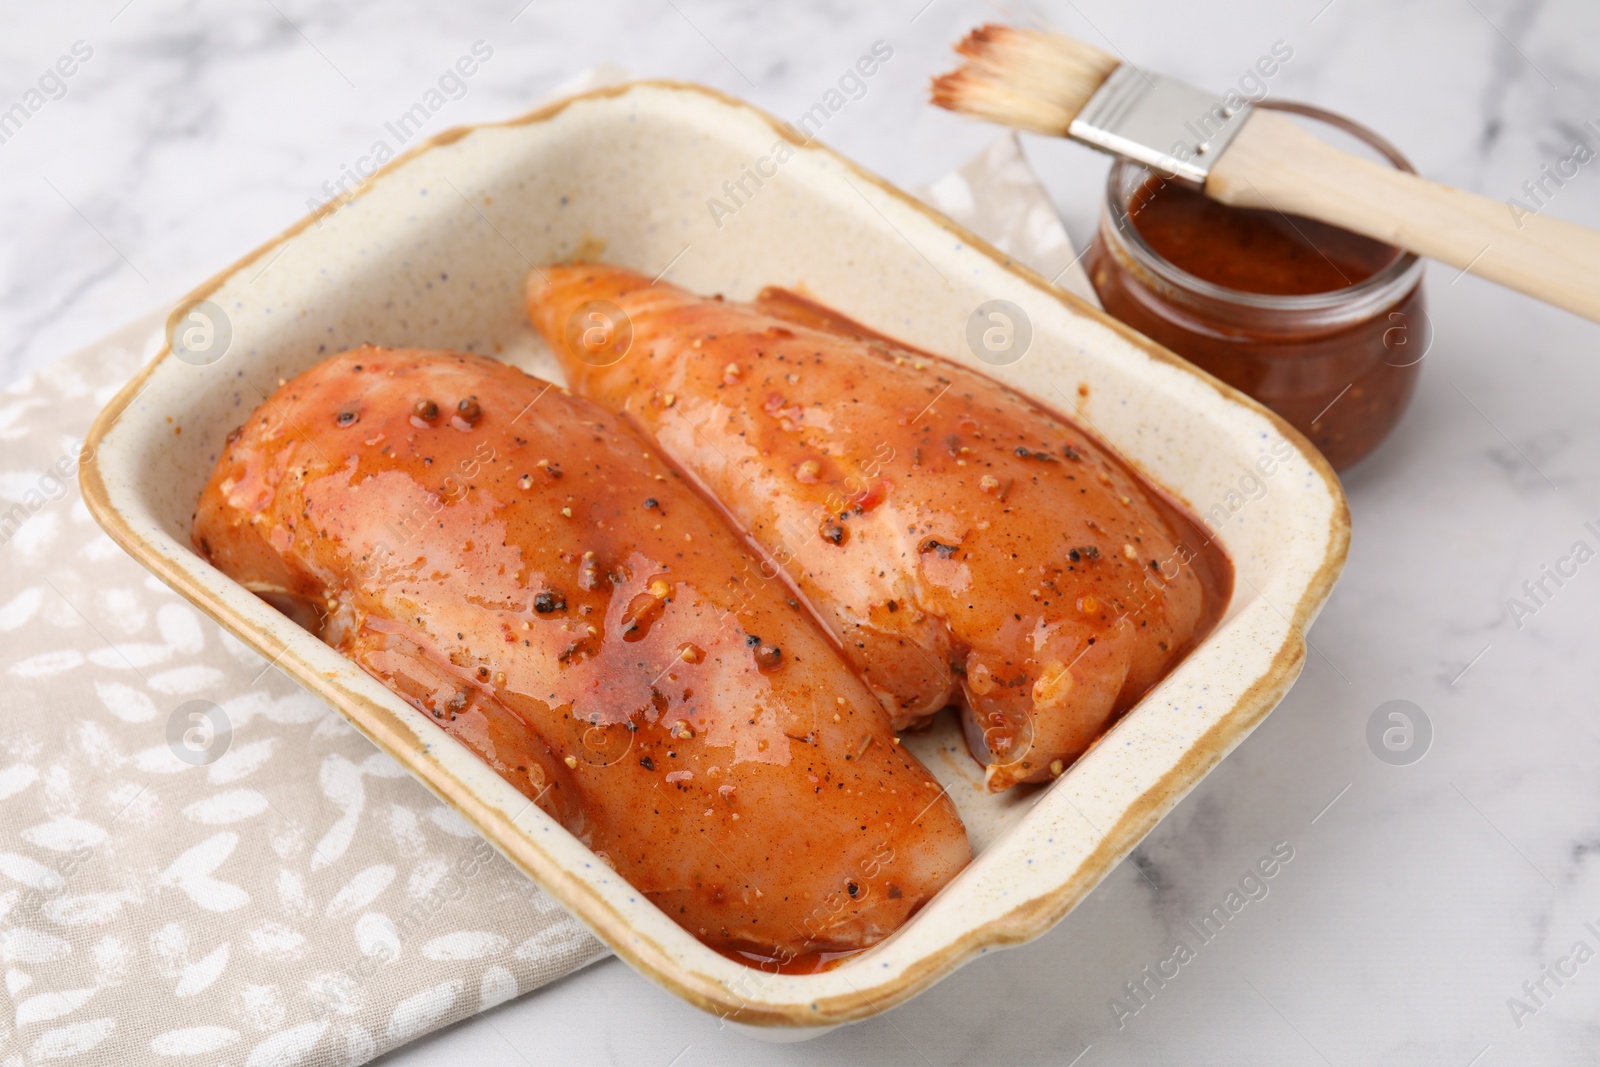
[191,347,969,960]
[528,265,1233,792]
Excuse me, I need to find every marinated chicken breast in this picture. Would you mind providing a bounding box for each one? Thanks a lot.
[529,267,1231,791]
[192,347,969,959]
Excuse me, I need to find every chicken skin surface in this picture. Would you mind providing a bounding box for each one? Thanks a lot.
[192,347,969,960]
[529,267,1231,790]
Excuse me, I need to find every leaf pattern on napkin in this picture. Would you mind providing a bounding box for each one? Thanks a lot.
[0,320,606,1066]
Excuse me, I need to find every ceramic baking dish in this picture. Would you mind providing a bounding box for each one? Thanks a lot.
[81,81,1348,1035]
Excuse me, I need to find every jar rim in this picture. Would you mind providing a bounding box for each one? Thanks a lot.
[1101,101,1425,316]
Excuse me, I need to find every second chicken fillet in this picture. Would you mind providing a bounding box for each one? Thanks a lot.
[529,266,1231,791]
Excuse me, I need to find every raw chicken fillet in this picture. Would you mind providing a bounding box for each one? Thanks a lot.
[529,266,1230,790]
[193,347,969,960]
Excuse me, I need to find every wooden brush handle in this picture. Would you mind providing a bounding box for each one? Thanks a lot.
[1207,109,1600,323]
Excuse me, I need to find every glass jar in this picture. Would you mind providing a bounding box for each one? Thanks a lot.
[1085,103,1429,471]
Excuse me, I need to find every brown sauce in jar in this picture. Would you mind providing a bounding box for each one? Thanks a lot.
[1129,179,1399,295]
[1088,164,1428,471]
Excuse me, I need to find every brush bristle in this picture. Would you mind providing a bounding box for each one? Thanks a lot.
[931,24,1121,136]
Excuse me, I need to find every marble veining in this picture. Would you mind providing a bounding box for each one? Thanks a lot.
[5,1,1600,1064]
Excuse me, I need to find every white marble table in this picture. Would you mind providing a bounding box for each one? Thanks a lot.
[6,1,1599,1063]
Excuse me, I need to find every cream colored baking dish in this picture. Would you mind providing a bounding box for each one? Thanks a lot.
[81,81,1347,1035]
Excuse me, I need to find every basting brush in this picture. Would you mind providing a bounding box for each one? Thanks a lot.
[932,24,1600,323]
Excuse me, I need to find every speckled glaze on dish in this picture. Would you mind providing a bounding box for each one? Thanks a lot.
[80,82,1348,1035]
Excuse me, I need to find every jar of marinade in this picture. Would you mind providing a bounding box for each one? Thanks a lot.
[1085,103,1429,470]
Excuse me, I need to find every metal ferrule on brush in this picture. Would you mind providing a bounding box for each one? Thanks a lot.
[1067,65,1253,185]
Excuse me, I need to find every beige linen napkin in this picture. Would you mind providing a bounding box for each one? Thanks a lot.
[0,311,609,1067]
[918,132,1100,308]
[0,123,1084,1066]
